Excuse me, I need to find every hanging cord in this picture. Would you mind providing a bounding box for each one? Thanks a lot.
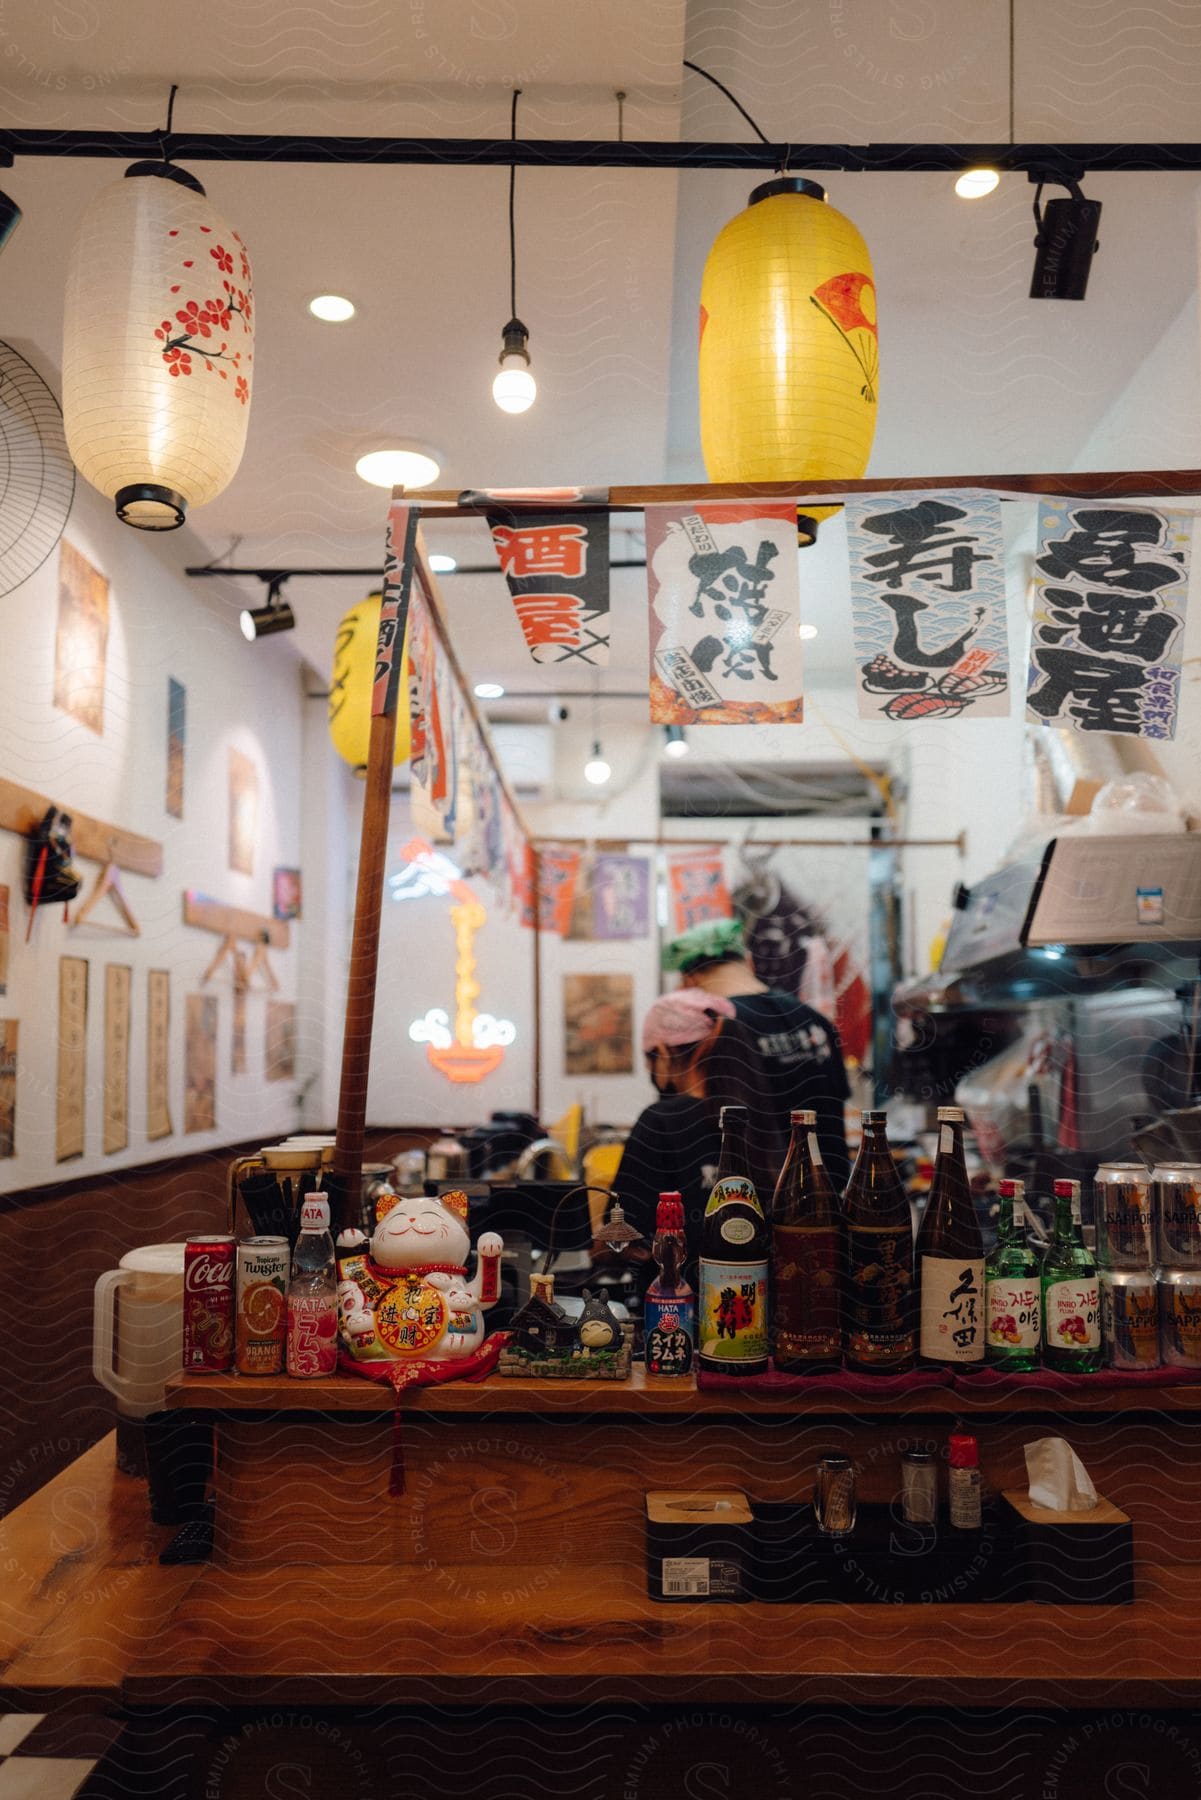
[507,87,521,320]
[160,82,179,164]
[681,58,789,174]
[615,89,626,143]
[1008,0,1015,146]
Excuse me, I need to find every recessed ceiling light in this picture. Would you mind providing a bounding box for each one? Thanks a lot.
[954,167,1000,199]
[309,294,356,322]
[798,623,819,641]
[474,682,505,700]
[354,448,440,490]
[429,552,458,574]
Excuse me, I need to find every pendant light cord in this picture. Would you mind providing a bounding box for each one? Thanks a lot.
[1008,0,1015,144]
[160,82,179,163]
[507,87,521,320]
[682,59,771,147]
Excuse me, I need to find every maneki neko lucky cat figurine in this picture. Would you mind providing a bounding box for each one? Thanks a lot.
[336,1189,503,1362]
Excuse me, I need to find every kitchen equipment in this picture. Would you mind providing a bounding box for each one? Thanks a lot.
[93,1242,186,1477]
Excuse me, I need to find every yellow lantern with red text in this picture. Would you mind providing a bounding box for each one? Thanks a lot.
[698,177,878,533]
[328,592,411,772]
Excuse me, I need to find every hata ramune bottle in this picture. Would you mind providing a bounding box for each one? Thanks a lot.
[286,1193,339,1378]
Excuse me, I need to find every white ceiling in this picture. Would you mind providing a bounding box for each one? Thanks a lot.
[3,0,1201,706]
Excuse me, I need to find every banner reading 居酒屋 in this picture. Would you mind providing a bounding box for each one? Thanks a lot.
[645,502,805,723]
[667,848,731,935]
[488,509,610,667]
[1026,503,1193,739]
[518,844,582,935]
[844,491,1010,721]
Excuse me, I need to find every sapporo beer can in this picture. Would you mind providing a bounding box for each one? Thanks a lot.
[235,1236,290,1376]
[1154,1164,1201,1269]
[1093,1162,1154,1269]
[183,1234,235,1372]
[1100,1268,1160,1369]
[1159,1268,1201,1370]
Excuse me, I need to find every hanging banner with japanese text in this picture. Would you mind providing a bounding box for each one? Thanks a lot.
[488,510,610,667]
[668,848,731,935]
[1026,504,1193,738]
[592,854,651,940]
[519,844,582,935]
[845,492,1010,720]
[646,502,805,723]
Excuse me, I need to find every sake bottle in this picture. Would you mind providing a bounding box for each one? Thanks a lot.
[771,1109,843,1374]
[698,1105,769,1376]
[915,1106,985,1367]
[843,1110,914,1374]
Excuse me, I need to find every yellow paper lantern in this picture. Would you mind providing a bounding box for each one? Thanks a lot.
[328,593,411,772]
[698,177,878,530]
[63,162,253,530]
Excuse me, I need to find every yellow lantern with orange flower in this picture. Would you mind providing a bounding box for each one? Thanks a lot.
[698,176,878,538]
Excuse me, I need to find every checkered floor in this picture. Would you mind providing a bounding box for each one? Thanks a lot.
[0,1714,123,1798]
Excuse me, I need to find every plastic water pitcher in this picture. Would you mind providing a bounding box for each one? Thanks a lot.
[93,1242,186,1475]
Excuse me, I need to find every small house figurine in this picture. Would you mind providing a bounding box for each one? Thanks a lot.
[499,1271,633,1380]
[508,1272,578,1358]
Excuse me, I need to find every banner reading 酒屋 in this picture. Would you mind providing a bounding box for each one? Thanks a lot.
[1026,503,1193,738]
[668,848,731,935]
[645,502,805,723]
[844,491,1010,720]
[488,510,610,667]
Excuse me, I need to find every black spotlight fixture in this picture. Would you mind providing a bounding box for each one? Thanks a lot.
[0,188,21,254]
[240,574,295,641]
[1030,172,1101,301]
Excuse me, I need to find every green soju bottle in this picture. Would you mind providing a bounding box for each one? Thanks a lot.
[984,1179,1041,1371]
[1041,1178,1102,1373]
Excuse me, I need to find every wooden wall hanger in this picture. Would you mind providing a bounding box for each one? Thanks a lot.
[71,840,140,937]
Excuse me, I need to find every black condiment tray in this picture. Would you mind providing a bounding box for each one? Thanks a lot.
[753,1500,1009,1604]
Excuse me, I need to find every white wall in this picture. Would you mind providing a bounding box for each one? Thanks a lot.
[0,477,304,1192]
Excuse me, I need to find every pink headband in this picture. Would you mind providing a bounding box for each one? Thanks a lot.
[641,987,736,1054]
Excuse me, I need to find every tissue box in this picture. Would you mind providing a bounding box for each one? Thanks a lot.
[645,1491,753,1603]
[1001,1490,1134,1605]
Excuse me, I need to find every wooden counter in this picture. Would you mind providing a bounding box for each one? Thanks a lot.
[2,1373,1199,1710]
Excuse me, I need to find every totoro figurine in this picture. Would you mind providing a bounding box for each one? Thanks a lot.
[577,1287,623,1353]
[336,1189,503,1361]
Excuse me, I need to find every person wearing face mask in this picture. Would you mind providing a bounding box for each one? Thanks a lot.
[610,987,784,1266]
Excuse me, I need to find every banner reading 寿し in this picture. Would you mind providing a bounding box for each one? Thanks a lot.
[646,502,805,723]
[844,491,1010,720]
[1026,504,1193,739]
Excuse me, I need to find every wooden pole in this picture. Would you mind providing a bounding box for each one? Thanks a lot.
[332,501,421,1234]
[531,846,543,1119]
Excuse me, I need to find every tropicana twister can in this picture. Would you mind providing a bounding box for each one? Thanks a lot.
[235,1236,290,1375]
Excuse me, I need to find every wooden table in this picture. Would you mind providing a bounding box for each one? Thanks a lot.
[0,1371,1199,1713]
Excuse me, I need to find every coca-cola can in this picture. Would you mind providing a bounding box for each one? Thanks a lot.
[1100,1268,1160,1369]
[235,1237,289,1376]
[1159,1268,1201,1370]
[1093,1162,1154,1269]
[1154,1164,1201,1269]
[183,1234,235,1372]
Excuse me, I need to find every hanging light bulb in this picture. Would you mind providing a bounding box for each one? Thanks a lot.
[63,93,254,530]
[491,88,537,415]
[584,741,612,786]
[955,167,1000,199]
[663,725,689,758]
[493,318,536,414]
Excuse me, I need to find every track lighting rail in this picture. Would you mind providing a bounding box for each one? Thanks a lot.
[0,134,1196,174]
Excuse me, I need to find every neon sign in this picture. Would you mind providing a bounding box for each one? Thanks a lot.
[396,837,516,1084]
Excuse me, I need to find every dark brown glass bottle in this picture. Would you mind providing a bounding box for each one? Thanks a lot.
[915,1105,985,1366]
[699,1105,769,1375]
[843,1110,914,1374]
[771,1109,843,1373]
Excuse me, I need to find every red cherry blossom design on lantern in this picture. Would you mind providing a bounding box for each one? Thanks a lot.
[154,319,174,343]
[199,225,211,233]
[234,375,249,404]
[182,260,193,268]
[168,229,179,237]
[164,347,192,377]
[175,300,213,339]
[210,243,234,275]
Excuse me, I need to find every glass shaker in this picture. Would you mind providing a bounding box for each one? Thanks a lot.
[813,1453,856,1536]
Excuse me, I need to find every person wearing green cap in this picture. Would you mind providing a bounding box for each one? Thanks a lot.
[663,917,850,1187]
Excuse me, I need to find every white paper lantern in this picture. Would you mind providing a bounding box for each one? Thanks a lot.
[63,162,254,530]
